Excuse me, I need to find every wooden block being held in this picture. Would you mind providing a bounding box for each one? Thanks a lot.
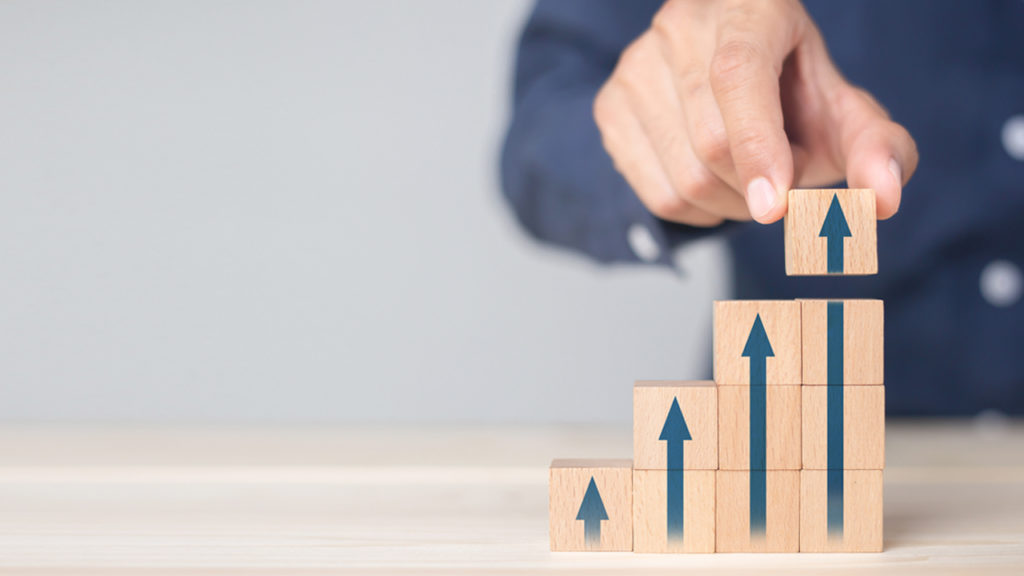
[801,299,884,386]
[785,189,877,276]
[718,385,801,470]
[715,470,800,552]
[549,459,632,551]
[633,469,716,553]
[802,385,885,470]
[713,300,801,386]
[800,470,883,552]
[633,381,717,471]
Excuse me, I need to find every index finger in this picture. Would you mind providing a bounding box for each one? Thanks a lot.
[708,7,806,224]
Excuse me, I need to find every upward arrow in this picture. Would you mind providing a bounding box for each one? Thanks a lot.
[660,398,691,545]
[742,315,773,536]
[660,397,691,469]
[742,314,775,387]
[576,477,608,549]
[819,193,852,274]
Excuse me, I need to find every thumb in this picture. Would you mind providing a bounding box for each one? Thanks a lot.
[835,87,919,219]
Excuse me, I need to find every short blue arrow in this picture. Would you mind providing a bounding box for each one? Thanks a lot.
[576,477,608,549]
[743,314,773,537]
[819,193,852,274]
[660,397,691,544]
[827,301,845,536]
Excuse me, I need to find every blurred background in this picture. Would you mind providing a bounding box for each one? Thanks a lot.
[0,0,727,424]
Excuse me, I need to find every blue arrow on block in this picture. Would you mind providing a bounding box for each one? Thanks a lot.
[576,477,608,549]
[827,301,845,537]
[743,314,773,537]
[819,193,852,274]
[660,397,691,544]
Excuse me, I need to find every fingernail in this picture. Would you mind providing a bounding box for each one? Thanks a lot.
[888,157,902,187]
[746,177,777,220]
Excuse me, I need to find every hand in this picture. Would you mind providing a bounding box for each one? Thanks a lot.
[593,0,918,226]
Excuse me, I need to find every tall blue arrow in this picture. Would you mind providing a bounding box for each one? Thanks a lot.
[576,477,608,549]
[660,397,691,544]
[819,193,852,274]
[827,301,845,537]
[743,314,773,537]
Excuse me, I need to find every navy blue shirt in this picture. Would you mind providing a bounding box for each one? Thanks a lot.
[500,0,1024,416]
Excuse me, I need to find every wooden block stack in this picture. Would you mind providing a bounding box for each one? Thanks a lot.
[798,298,885,552]
[632,381,717,553]
[713,301,802,552]
[549,189,885,553]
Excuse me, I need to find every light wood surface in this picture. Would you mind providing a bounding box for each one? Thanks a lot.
[801,299,885,385]
[550,459,633,551]
[785,188,878,276]
[633,470,715,553]
[718,385,802,470]
[715,470,801,552]
[803,385,886,470]
[1,421,1024,574]
[800,470,884,552]
[713,300,802,385]
[633,381,718,470]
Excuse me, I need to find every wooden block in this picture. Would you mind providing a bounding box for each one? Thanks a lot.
[785,189,877,276]
[633,381,717,471]
[718,385,801,470]
[800,470,883,552]
[633,470,716,553]
[802,385,885,470]
[801,299,884,385]
[715,470,800,552]
[713,300,801,386]
[549,459,632,551]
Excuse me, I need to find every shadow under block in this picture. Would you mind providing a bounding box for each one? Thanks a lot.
[718,385,801,470]
[633,381,717,471]
[800,470,883,552]
[801,299,884,386]
[550,459,633,551]
[802,385,885,470]
[715,470,800,552]
[785,188,878,276]
[713,300,801,385]
[633,470,716,553]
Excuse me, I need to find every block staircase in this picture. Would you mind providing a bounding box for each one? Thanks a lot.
[549,189,885,553]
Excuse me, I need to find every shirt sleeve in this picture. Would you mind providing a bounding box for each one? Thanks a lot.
[499,0,730,267]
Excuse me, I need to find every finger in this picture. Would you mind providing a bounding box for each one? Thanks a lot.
[653,1,744,193]
[779,27,847,189]
[677,75,746,195]
[835,87,919,219]
[594,84,724,227]
[709,8,806,224]
[619,36,750,221]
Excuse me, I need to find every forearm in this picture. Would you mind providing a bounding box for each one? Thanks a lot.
[499,0,727,266]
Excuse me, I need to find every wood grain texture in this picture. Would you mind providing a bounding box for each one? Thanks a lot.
[634,381,717,470]
[785,189,877,276]
[2,424,1024,572]
[801,299,884,385]
[715,470,800,552]
[718,385,801,470]
[803,386,886,470]
[713,300,801,386]
[801,470,884,552]
[549,459,633,551]
[633,469,716,553]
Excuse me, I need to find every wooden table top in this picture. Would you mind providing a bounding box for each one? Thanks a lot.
[0,420,1022,575]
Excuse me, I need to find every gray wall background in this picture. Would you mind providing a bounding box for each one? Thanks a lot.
[0,0,728,423]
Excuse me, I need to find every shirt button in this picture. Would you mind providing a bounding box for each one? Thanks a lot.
[980,260,1023,307]
[1002,115,1024,161]
[628,223,661,262]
